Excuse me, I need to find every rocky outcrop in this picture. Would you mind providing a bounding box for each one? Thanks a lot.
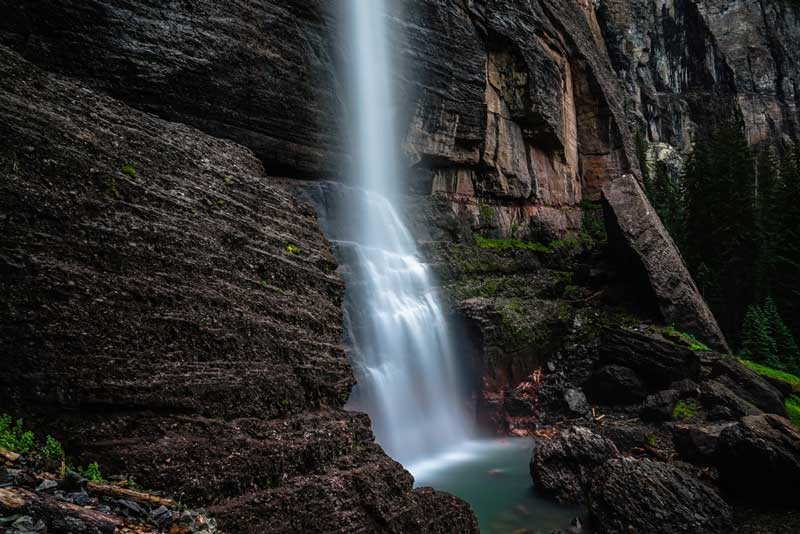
[603,176,728,351]
[716,414,800,506]
[0,47,478,533]
[597,328,702,390]
[530,427,619,503]
[587,458,734,534]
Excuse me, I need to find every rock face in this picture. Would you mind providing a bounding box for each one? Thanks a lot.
[603,176,728,351]
[716,414,800,506]
[531,427,619,503]
[587,457,734,534]
[0,46,478,533]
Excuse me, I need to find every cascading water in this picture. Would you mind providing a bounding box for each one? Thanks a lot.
[340,0,471,468]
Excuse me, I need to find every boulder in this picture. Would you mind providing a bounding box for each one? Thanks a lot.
[598,328,701,390]
[671,422,736,465]
[602,176,729,352]
[564,388,590,416]
[716,414,800,505]
[587,458,733,534]
[640,389,681,422]
[700,380,762,421]
[585,365,647,405]
[531,427,619,503]
[707,357,786,415]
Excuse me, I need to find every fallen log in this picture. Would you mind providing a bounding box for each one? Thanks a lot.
[0,447,20,462]
[88,481,175,507]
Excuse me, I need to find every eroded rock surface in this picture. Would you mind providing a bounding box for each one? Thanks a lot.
[0,46,478,534]
[587,458,733,534]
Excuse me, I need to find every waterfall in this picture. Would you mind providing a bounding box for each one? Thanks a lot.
[340,0,472,468]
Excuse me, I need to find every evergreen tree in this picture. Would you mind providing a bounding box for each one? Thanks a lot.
[763,297,800,372]
[740,304,778,365]
[684,118,759,340]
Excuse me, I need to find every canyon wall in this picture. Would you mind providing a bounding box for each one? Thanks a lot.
[1,0,797,530]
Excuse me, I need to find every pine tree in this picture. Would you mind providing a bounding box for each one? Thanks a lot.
[763,297,800,372]
[740,304,777,365]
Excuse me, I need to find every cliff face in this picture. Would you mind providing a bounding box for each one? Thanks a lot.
[0,46,478,533]
[1,0,794,530]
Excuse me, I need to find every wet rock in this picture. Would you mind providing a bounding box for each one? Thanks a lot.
[706,357,785,415]
[716,414,800,505]
[602,176,729,352]
[531,426,619,503]
[640,389,680,422]
[598,328,701,390]
[564,388,590,416]
[670,379,700,399]
[59,472,86,493]
[585,365,646,405]
[33,480,57,492]
[700,380,761,421]
[587,457,733,534]
[672,422,735,465]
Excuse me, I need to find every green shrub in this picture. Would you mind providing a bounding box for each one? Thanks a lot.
[0,415,35,454]
[672,399,700,421]
[43,435,64,460]
[81,462,103,482]
[786,396,800,428]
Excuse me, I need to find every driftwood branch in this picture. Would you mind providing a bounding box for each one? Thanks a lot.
[87,481,175,508]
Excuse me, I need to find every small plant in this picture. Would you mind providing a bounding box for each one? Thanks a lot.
[223,176,234,185]
[121,164,137,177]
[646,434,657,447]
[191,207,198,217]
[280,399,290,407]
[81,462,103,482]
[0,415,35,454]
[672,399,700,421]
[42,435,64,460]
[286,243,300,254]
[216,199,225,207]
[199,318,210,329]
[260,280,269,288]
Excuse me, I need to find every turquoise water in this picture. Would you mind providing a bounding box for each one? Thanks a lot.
[411,439,586,534]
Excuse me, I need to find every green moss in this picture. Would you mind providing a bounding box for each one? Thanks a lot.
[786,395,800,428]
[740,360,800,393]
[672,399,700,421]
[475,235,550,253]
[0,415,35,454]
[662,326,711,351]
[120,164,137,177]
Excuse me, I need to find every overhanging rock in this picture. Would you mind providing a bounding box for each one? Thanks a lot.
[602,175,729,352]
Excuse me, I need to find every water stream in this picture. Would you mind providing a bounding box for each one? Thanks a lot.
[337,1,584,531]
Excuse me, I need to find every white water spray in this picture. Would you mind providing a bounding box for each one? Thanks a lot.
[341,0,472,468]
